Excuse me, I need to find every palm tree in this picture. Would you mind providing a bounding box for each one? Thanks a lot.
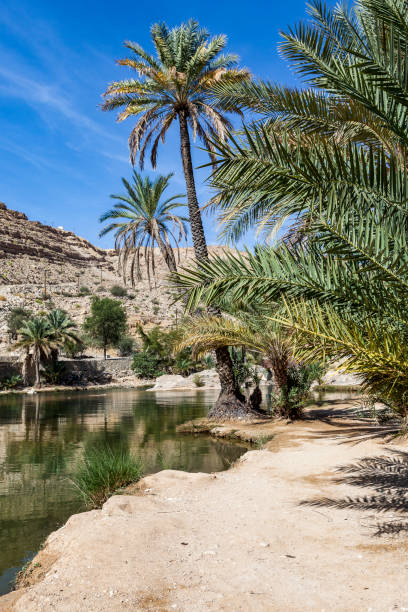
[99,172,188,285]
[102,20,252,418]
[172,0,408,417]
[46,309,80,361]
[13,318,57,387]
[176,314,295,413]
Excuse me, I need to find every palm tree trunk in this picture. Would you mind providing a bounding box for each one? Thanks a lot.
[34,352,41,388]
[178,110,251,419]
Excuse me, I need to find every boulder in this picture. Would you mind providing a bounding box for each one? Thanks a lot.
[319,369,363,387]
[187,369,221,389]
[150,374,193,391]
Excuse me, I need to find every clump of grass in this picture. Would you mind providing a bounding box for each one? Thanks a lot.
[192,373,205,387]
[71,445,143,508]
[253,434,275,449]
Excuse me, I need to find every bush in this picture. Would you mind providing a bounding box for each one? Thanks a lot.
[110,285,127,297]
[64,337,86,359]
[1,375,22,390]
[70,445,143,508]
[79,286,90,296]
[153,306,159,315]
[117,336,135,356]
[192,374,205,387]
[42,363,66,384]
[131,352,166,379]
[270,362,326,419]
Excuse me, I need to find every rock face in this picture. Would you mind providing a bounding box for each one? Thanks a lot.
[0,203,114,285]
[0,203,236,354]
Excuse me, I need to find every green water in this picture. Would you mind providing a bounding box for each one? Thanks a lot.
[0,388,247,595]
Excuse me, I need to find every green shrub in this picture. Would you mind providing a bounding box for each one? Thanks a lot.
[70,445,143,508]
[1,375,23,390]
[151,298,159,305]
[110,285,127,297]
[192,374,205,387]
[42,363,66,384]
[270,362,326,419]
[153,306,159,315]
[79,286,90,296]
[131,352,165,379]
[64,337,86,358]
[117,336,135,356]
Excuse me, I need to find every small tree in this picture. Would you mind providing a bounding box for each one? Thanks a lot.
[6,307,31,340]
[83,297,127,359]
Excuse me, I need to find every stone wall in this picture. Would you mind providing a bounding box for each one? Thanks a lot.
[0,357,133,385]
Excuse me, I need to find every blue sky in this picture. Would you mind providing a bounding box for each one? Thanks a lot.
[0,0,307,248]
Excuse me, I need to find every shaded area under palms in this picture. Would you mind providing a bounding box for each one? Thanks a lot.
[301,448,408,536]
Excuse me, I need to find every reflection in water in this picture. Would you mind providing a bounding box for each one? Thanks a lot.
[0,389,246,595]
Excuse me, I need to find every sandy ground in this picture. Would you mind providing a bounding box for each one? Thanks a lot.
[2,398,408,611]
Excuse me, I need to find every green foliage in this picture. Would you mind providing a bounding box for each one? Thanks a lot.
[192,374,205,388]
[131,352,166,379]
[270,362,325,420]
[83,297,127,358]
[6,307,31,340]
[42,363,66,385]
[70,445,143,508]
[64,336,87,359]
[79,286,90,296]
[171,0,408,418]
[110,285,127,297]
[1,375,23,390]
[117,336,135,357]
[131,325,210,378]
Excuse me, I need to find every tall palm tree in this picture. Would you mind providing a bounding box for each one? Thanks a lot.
[100,172,187,285]
[13,318,57,387]
[102,20,251,418]
[46,309,80,361]
[172,0,408,416]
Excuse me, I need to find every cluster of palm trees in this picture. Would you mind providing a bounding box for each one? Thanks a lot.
[14,310,79,387]
[103,0,408,419]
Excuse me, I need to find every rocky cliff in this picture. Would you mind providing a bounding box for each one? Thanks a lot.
[0,202,226,353]
[0,202,114,285]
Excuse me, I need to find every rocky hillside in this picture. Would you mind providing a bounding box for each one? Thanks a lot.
[0,202,226,354]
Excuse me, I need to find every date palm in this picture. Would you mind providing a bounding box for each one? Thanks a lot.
[172,0,408,416]
[102,19,252,418]
[100,172,187,285]
[46,309,80,361]
[13,318,57,387]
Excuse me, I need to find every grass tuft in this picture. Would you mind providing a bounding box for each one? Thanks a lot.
[71,445,143,508]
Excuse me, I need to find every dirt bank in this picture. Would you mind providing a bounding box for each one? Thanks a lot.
[2,398,408,611]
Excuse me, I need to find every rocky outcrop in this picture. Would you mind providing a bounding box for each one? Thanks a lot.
[0,203,114,285]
